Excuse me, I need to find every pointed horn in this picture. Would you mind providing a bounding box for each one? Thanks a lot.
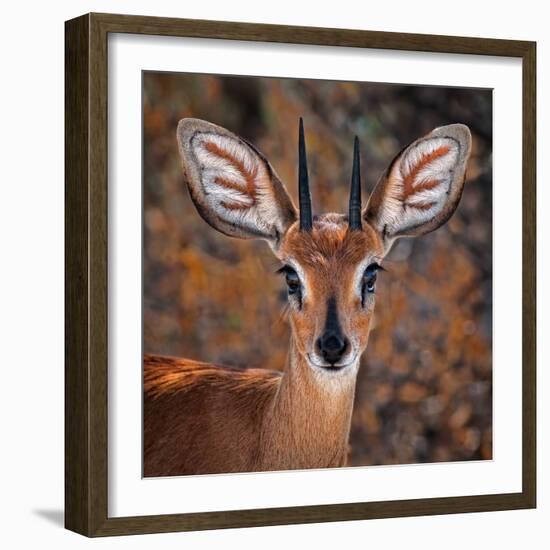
[298,118,313,231]
[348,136,362,231]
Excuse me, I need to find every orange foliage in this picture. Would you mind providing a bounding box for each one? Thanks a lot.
[143,72,493,466]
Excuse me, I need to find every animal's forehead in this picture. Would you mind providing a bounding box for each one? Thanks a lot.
[280,213,383,269]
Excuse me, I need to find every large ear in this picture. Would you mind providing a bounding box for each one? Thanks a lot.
[176,118,297,247]
[363,124,472,254]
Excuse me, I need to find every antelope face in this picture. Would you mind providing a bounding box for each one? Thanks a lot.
[277,215,383,371]
[177,117,471,377]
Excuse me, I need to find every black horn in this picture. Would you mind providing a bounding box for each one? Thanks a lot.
[348,136,362,231]
[298,118,313,231]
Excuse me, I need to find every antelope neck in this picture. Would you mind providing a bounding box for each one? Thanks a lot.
[261,338,357,470]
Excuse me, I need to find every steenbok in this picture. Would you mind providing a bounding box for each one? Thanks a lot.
[144,118,471,476]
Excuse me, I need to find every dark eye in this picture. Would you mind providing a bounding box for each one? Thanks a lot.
[285,269,301,295]
[361,263,382,302]
[277,265,302,297]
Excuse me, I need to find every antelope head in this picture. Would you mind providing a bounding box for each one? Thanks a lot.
[176,118,471,381]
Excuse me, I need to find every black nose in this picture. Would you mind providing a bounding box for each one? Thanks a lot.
[316,331,349,365]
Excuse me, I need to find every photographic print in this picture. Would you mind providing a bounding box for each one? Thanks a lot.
[65,13,535,535]
[142,72,493,478]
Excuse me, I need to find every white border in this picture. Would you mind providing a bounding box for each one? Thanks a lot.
[108,33,523,517]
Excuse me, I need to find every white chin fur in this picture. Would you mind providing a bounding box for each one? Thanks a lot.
[306,353,360,373]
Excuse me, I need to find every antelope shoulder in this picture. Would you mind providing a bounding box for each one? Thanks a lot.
[143,354,281,476]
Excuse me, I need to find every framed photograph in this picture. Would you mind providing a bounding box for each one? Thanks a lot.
[65,12,536,536]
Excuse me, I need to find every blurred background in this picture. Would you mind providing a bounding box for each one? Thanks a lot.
[143,72,492,466]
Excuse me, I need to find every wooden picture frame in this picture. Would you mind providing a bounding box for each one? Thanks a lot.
[65,12,536,537]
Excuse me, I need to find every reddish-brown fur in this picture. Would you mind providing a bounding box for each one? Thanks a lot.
[402,144,450,210]
[143,216,382,477]
[203,140,257,210]
[144,354,280,476]
[145,120,470,477]
[279,216,382,361]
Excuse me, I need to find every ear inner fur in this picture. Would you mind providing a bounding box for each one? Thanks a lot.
[176,118,297,244]
[401,143,451,209]
[202,139,258,211]
[363,124,472,251]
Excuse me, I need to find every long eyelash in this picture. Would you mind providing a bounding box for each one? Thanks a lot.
[275,264,294,275]
[276,264,303,309]
[377,258,401,274]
